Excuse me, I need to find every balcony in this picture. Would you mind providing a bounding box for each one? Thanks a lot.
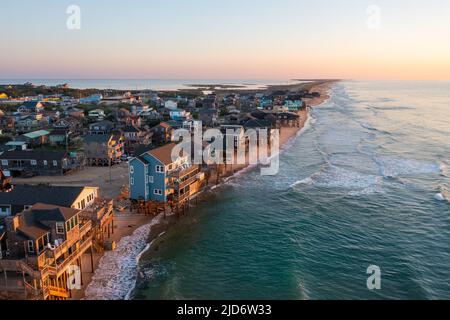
[47,220,92,261]
[54,238,92,277]
[168,165,200,189]
[81,199,114,226]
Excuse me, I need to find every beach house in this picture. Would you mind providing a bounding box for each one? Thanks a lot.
[0,203,93,300]
[17,130,50,147]
[17,101,44,114]
[0,185,102,217]
[0,151,80,177]
[129,143,205,204]
[151,122,175,145]
[88,120,114,135]
[164,99,178,110]
[283,100,305,112]
[83,133,124,166]
[122,125,152,156]
[87,109,106,121]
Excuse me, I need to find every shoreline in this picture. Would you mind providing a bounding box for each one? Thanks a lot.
[79,80,335,300]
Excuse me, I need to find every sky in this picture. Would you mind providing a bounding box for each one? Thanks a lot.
[1,0,450,80]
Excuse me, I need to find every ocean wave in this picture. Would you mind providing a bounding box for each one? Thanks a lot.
[292,165,383,196]
[374,156,441,178]
[440,163,448,177]
[348,184,384,197]
[84,215,163,300]
[360,122,377,131]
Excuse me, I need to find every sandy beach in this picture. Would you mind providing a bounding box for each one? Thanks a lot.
[208,80,333,182]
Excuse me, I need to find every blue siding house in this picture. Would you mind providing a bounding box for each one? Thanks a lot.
[129,143,205,204]
[129,151,167,203]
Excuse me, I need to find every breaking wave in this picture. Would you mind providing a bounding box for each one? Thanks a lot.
[441,163,448,177]
[84,215,163,300]
[374,156,441,178]
[292,165,383,196]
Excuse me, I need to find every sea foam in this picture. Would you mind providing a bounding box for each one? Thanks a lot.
[374,156,441,178]
[292,165,383,196]
[84,215,163,300]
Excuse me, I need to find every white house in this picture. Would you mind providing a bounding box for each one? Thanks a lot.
[164,100,178,110]
[88,109,106,120]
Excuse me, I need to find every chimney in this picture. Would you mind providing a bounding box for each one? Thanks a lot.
[5,216,20,233]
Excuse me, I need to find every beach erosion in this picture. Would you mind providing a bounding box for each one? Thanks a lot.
[81,81,335,300]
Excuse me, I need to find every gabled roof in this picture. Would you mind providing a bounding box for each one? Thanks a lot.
[243,119,272,128]
[0,185,85,209]
[157,122,173,130]
[20,101,42,109]
[17,203,80,240]
[0,150,68,161]
[84,134,112,143]
[32,203,79,221]
[199,108,218,115]
[136,155,150,165]
[50,129,68,136]
[146,143,187,165]
[5,141,27,146]
[23,130,50,139]
[90,120,113,128]
[17,214,49,240]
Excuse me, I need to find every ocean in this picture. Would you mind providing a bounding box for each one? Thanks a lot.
[91,81,450,300]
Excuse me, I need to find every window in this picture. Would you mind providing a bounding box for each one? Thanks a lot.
[31,160,37,166]
[43,160,48,166]
[130,166,134,174]
[1,160,8,166]
[53,160,58,166]
[56,222,65,234]
[156,165,164,173]
[148,176,154,183]
[70,217,76,229]
[130,177,134,185]
[154,189,163,196]
[0,206,9,215]
[27,240,34,253]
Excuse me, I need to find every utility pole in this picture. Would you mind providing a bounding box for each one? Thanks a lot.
[66,131,69,153]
